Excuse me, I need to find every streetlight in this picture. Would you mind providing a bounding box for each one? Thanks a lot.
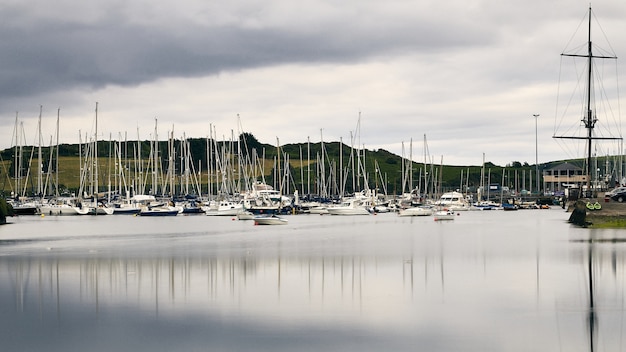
[533,114,540,195]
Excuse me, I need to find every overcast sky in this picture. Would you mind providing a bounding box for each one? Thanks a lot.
[1,0,625,166]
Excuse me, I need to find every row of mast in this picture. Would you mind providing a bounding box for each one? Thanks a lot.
[7,108,387,202]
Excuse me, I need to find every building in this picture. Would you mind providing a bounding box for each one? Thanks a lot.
[543,162,586,193]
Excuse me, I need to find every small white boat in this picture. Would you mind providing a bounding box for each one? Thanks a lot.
[308,206,329,215]
[253,215,288,225]
[398,206,433,217]
[373,205,391,213]
[434,209,456,221]
[236,211,255,220]
[205,200,243,216]
[138,206,179,217]
[326,198,371,216]
[75,202,114,215]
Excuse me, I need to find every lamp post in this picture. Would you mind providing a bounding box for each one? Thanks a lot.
[533,114,540,195]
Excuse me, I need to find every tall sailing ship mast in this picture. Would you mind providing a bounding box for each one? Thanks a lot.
[553,6,621,197]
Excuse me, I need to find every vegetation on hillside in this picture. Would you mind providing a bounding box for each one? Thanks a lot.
[0,133,580,197]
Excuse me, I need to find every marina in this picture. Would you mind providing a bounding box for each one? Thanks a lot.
[2,5,626,351]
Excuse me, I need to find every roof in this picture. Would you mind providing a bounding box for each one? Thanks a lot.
[547,162,582,171]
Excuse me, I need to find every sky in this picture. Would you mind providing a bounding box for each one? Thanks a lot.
[1,0,626,166]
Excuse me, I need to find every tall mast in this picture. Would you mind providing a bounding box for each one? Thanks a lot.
[94,102,98,199]
[55,108,60,197]
[37,105,42,197]
[584,6,594,194]
[554,6,619,197]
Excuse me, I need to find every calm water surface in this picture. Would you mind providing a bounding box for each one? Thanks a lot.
[1,209,625,351]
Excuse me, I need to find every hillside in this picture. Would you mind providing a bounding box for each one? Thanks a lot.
[0,133,578,197]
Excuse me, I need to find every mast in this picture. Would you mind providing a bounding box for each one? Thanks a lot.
[554,6,620,197]
[94,102,98,199]
[37,105,43,197]
[55,108,59,198]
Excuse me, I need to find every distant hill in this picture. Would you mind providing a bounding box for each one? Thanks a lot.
[0,133,592,197]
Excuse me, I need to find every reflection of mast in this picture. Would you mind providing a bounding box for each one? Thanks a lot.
[587,240,597,352]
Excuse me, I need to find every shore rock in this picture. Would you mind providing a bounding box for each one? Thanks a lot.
[569,198,626,228]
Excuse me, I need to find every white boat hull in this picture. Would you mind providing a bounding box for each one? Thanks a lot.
[253,215,288,225]
[434,210,456,221]
[205,202,243,216]
[326,207,371,215]
[398,207,433,217]
[236,211,255,220]
[39,204,81,216]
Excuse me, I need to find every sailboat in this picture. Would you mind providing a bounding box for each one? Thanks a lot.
[553,6,622,198]
[75,102,114,215]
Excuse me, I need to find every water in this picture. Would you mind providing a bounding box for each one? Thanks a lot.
[1,209,624,351]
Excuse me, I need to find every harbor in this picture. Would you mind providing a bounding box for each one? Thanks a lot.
[2,4,626,352]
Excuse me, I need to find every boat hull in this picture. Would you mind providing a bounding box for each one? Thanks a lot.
[253,215,288,225]
[398,207,433,217]
[39,205,80,216]
[434,210,456,221]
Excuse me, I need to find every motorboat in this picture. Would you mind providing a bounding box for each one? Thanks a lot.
[326,198,372,216]
[502,203,519,211]
[398,206,433,217]
[435,191,471,211]
[473,200,501,210]
[205,200,243,216]
[179,201,205,215]
[242,182,291,215]
[236,211,255,220]
[111,203,142,215]
[138,206,179,216]
[8,200,40,215]
[253,214,288,225]
[434,209,456,221]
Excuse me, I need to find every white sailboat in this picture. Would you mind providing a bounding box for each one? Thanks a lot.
[398,206,433,217]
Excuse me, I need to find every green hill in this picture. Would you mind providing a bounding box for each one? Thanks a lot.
[0,133,581,197]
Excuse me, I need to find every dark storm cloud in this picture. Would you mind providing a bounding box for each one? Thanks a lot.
[0,4,488,101]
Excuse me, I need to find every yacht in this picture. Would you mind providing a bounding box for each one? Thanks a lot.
[435,191,471,211]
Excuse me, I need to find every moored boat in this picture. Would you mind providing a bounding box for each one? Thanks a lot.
[326,198,372,216]
[398,206,433,217]
[138,206,179,216]
[434,209,456,221]
[435,191,471,211]
[205,200,243,216]
[9,200,40,215]
[253,214,288,225]
[236,211,255,220]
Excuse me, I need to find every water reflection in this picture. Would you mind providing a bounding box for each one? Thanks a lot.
[4,255,408,320]
[572,231,626,352]
[1,211,625,351]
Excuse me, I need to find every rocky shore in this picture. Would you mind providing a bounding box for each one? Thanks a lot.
[568,197,626,228]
